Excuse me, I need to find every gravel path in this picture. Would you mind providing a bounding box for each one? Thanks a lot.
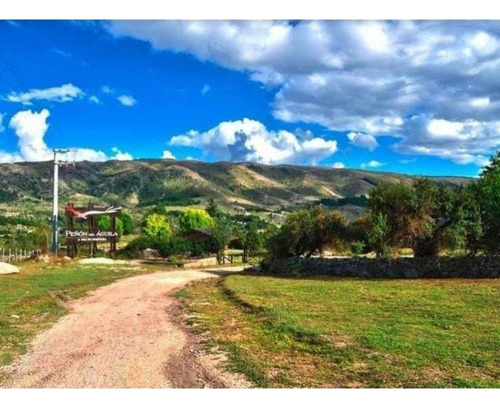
[3,267,250,388]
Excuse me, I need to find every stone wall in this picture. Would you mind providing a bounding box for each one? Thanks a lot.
[262,256,500,279]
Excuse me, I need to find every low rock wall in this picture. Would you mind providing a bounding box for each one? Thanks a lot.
[262,256,500,278]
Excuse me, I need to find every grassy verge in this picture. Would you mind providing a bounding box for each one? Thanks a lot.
[183,274,500,388]
[0,261,157,382]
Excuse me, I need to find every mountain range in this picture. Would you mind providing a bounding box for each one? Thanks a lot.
[0,159,472,219]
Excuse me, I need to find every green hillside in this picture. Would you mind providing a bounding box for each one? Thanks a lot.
[0,159,471,221]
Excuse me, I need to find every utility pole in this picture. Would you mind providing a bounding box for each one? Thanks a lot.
[51,148,70,255]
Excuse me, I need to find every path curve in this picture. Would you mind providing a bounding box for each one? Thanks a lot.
[3,267,248,388]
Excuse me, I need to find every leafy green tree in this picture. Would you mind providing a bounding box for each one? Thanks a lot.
[235,221,264,261]
[151,203,168,216]
[366,213,389,258]
[210,215,234,264]
[347,214,371,252]
[368,179,476,257]
[267,207,347,258]
[368,182,416,250]
[243,221,264,253]
[178,209,215,233]
[118,212,135,235]
[314,209,348,255]
[143,213,172,239]
[475,151,500,254]
[205,198,222,218]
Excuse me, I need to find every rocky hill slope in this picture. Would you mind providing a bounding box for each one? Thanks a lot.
[0,159,472,216]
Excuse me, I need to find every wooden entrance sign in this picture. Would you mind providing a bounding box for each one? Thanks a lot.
[64,203,121,257]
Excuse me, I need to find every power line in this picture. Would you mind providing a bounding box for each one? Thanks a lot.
[0,47,69,143]
[0,51,29,90]
[0,69,18,93]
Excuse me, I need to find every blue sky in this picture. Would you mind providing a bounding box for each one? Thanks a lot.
[0,20,499,176]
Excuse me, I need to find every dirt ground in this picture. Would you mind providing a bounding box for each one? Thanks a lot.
[2,267,251,388]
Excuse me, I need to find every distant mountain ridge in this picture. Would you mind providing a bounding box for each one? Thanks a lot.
[0,159,472,213]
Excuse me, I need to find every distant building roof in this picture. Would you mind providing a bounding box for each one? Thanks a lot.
[181,228,214,242]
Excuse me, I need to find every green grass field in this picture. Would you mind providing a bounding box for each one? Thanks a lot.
[0,261,154,382]
[183,274,500,388]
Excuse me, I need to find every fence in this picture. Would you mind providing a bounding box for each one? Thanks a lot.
[222,251,266,265]
[0,248,42,263]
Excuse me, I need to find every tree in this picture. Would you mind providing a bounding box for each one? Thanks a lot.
[143,213,172,239]
[205,198,222,218]
[178,209,215,233]
[347,214,371,252]
[118,212,135,235]
[267,207,347,259]
[210,215,234,264]
[235,220,264,261]
[366,213,389,257]
[475,151,500,254]
[367,179,475,257]
[368,182,417,250]
[311,209,348,256]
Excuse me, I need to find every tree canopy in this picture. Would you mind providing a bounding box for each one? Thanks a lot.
[143,213,172,239]
[178,209,215,233]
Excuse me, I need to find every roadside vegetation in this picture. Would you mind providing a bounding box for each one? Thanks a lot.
[183,274,500,388]
[122,199,269,263]
[267,151,500,259]
[0,261,154,382]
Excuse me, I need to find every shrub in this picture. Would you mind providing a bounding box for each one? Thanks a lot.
[144,213,172,239]
[267,207,348,259]
[351,241,365,256]
[118,212,135,235]
[121,236,163,258]
[178,209,215,233]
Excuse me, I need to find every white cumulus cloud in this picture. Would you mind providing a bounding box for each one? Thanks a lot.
[89,95,101,104]
[347,132,379,151]
[169,118,337,165]
[7,83,84,105]
[106,20,500,166]
[332,162,345,168]
[117,95,137,106]
[0,109,133,163]
[361,160,385,169]
[162,150,176,159]
[111,147,133,160]
[9,109,52,161]
[395,115,497,166]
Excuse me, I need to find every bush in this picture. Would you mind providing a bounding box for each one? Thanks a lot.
[267,207,348,259]
[156,237,213,258]
[118,212,135,235]
[178,209,215,233]
[122,235,214,259]
[351,241,365,256]
[144,213,172,239]
[121,236,163,258]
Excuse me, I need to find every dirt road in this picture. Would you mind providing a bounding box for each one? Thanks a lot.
[3,267,250,388]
